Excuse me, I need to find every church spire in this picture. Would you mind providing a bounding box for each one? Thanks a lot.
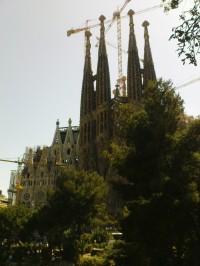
[80,30,94,118]
[142,20,156,89]
[96,15,111,107]
[27,148,33,165]
[40,147,47,166]
[127,9,142,101]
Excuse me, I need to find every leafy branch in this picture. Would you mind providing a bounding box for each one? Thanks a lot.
[169,0,200,65]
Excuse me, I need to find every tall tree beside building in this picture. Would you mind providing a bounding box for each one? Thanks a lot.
[108,79,200,265]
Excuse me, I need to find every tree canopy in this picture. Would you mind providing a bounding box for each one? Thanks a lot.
[0,205,34,247]
[36,169,109,232]
[27,168,114,262]
[108,79,200,265]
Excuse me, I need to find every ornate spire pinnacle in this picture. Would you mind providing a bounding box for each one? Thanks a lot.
[113,83,120,98]
[52,120,62,146]
[27,148,33,165]
[41,147,47,166]
[98,15,106,55]
[68,118,72,127]
[127,9,143,101]
[85,30,92,68]
[80,30,95,117]
[143,20,149,38]
[142,20,156,89]
[96,15,111,106]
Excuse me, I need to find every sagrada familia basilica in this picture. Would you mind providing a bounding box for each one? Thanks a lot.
[14,10,156,209]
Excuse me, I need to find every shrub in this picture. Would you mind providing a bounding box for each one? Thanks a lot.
[78,254,106,266]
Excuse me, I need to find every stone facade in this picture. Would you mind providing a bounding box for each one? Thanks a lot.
[79,10,156,175]
[18,119,79,207]
[17,10,156,209]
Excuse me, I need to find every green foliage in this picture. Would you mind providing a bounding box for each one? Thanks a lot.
[11,244,28,263]
[76,233,93,254]
[170,0,200,66]
[78,254,106,266]
[0,246,9,263]
[31,169,108,233]
[162,0,183,11]
[62,228,78,261]
[109,79,200,265]
[111,79,184,200]
[28,168,113,263]
[104,240,130,266]
[162,0,200,65]
[91,230,110,246]
[0,205,34,246]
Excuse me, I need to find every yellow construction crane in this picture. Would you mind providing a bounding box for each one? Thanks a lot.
[0,155,44,204]
[103,0,131,88]
[67,0,132,95]
[0,158,24,165]
[175,76,200,90]
[66,4,129,37]
[67,3,162,95]
[0,158,24,205]
[67,4,162,37]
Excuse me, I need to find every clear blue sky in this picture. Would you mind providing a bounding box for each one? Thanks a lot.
[0,0,199,196]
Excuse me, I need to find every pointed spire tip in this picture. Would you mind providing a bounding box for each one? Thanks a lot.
[85,30,92,38]
[128,9,135,16]
[99,15,106,22]
[142,20,150,28]
[68,118,72,126]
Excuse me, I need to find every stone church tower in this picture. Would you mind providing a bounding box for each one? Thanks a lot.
[79,15,112,176]
[17,10,156,209]
[79,10,156,178]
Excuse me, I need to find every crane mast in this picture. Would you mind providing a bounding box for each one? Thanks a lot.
[0,158,24,205]
[96,0,131,95]
[115,10,123,81]
[67,2,163,96]
[175,77,200,89]
[113,0,131,96]
[0,158,24,164]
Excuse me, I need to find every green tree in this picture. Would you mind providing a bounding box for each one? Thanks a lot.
[29,168,112,262]
[0,205,34,247]
[109,79,200,265]
[162,0,200,65]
